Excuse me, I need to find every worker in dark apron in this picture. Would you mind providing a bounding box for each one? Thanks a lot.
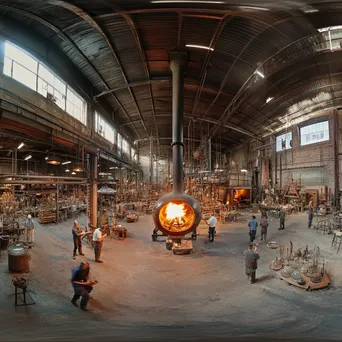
[72,220,85,260]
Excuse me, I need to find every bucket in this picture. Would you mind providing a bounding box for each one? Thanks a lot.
[0,235,10,250]
[8,242,30,273]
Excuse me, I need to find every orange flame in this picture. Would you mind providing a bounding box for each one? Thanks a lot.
[165,202,186,220]
[234,189,248,200]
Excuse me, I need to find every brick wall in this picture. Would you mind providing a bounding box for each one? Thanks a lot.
[229,108,340,198]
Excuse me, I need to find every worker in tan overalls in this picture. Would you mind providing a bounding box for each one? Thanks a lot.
[24,214,35,246]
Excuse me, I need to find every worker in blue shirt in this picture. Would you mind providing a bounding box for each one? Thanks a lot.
[71,261,96,311]
[248,215,258,242]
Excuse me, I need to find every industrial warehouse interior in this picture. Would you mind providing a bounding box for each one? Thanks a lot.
[0,0,342,341]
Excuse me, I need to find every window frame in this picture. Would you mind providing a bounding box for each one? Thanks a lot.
[94,111,116,145]
[299,120,330,147]
[275,131,293,152]
[3,40,87,125]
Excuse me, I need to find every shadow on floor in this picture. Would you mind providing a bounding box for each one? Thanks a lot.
[256,273,276,283]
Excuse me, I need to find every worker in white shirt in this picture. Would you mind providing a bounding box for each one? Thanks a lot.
[92,226,107,263]
[206,213,217,242]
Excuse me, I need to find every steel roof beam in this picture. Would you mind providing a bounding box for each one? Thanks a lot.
[190,14,230,117]
[0,4,141,139]
[110,4,161,154]
[195,16,295,135]
[122,113,257,139]
[49,1,149,138]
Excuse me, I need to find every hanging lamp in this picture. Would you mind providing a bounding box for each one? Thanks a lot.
[46,155,62,165]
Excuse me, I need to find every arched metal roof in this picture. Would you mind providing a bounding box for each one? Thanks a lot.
[1,0,342,155]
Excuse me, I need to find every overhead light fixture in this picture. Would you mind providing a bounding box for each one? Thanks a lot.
[46,155,62,165]
[62,161,72,165]
[304,9,319,13]
[71,171,76,175]
[241,169,248,173]
[303,7,319,13]
[266,97,273,103]
[121,167,125,170]
[65,169,70,173]
[151,0,225,3]
[18,143,24,149]
[256,70,265,78]
[186,44,214,51]
[109,167,115,170]
[45,156,48,160]
[239,6,269,11]
[24,155,32,161]
[73,164,84,172]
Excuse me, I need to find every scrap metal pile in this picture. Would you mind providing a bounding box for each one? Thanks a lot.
[269,240,330,291]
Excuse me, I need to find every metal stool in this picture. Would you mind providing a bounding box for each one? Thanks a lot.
[12,277,35,306]
[331,231,342,254]
[317,221,330,235]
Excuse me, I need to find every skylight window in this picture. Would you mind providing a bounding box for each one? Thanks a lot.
[318,25,342,33]
[3,41,87,125]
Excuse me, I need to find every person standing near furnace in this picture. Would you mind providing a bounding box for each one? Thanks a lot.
[244,243,260,284]
[72,220,85,260]
[92,226,107,263]
[206,213,217,242]
[279,208,286,230]
[248,215,258,243]
[308,207,314,229]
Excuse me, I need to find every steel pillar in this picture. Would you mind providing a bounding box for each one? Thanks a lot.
[0,38,4,75]
[169,51,188,193]
[14,149,17,175]
[56,184,59,223]
[90,154,98,227]
[208,138,212,171]
[333,110,340,208]
[149,137,153,183]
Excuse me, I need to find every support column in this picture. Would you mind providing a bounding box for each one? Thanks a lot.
[149,137,153,184]
[0,38,5,74]
[88,106,95,139]
[14,149,17,175]
[169,51,188,193]
[56,185,59,223]
[208,138,212,171]
[333,110,340,208]
[156,157,159,185]
[90,154,98,227]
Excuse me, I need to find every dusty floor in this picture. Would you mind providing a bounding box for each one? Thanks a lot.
[0,211,341,341]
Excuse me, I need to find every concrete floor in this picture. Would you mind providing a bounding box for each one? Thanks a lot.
[0,211,341,341]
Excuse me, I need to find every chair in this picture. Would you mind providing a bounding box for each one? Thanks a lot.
[331,231,342,254]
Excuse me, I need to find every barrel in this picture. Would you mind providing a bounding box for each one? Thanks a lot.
[0,235,10,250]
[8,242,29,273]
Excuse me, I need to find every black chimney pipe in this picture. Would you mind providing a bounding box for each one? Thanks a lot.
[169,51,188,193]
[152,51,201,237]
